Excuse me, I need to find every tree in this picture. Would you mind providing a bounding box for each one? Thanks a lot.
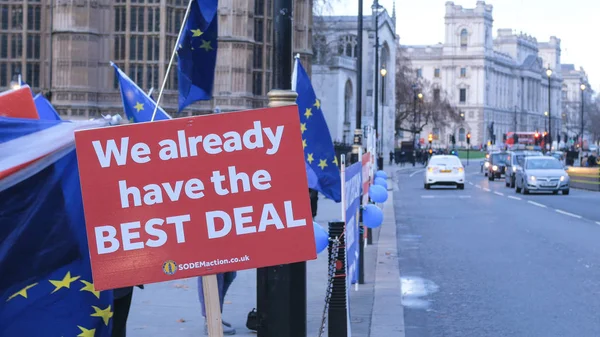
[394,47,462,140]
[585,97,600,144]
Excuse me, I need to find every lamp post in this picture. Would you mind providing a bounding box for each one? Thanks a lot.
[372,0,382,169]
[411,87,422,166]
[546,66,553,151]
[580,83,586,163]
[380,65,387,159]
[351,0,364,164]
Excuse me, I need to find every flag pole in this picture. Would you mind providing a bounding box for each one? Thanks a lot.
[150,0,194,122]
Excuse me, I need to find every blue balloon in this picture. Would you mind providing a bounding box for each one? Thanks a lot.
[313,222,329,254]
[363,204,384,228]
[369,184,388,203]
[375,170,388,179]
[374,177,388,189]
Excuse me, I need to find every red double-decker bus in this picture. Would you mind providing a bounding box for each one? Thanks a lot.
[505,132,537,146]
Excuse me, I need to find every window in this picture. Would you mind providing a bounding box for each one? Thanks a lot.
[459,128,466,142]
[1,5,8,30]
[27,5,41,31]
[255,0,264,15]
[25,62,39,87]
[147,36,159,61]
[11,6,22,29]
[252,71,263,96]
[432,127,440,140]
[11,34,22,58]
[460,29,468,48]
[114,35,125,60]
[344,80,352,125]
[26,35,40,59]
[253,45,263,69]
[434,68,440,78]
[433,89,440,101]
[254,18,264,42]
[460,67,466,77]
[129,36,143,61]
[114,7,126,32]
[459,88,466,103]
[0,35,6,58]
[416,68,422,78]
[0,63,6,86]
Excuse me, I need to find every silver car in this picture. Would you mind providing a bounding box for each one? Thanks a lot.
[515,156,570,195]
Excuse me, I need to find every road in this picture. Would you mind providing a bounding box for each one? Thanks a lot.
[394,163,600,337]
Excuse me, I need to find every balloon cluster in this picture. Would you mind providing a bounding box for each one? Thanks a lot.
[313,222,329,254]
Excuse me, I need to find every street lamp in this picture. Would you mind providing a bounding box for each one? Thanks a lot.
[546,66,552,151]
[580,83,586,162]
[352,0,364,165]
[372,0,383,169]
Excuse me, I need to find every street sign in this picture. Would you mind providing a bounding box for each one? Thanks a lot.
[74,105,316,290]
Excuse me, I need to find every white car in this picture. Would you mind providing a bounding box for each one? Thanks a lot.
[424,155,465,190]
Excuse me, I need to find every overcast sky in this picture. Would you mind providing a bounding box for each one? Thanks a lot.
[329,0,600,91]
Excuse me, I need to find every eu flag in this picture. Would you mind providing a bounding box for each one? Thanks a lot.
[33,93,62,121]
[293,58,341,202]
[112,62,171,123]
[0,117,113,336]
[177,0,218,112]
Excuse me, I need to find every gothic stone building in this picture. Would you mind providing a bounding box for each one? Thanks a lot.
[0,0,312,120]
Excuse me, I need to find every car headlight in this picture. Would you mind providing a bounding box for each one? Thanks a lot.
[484,162,490,168]
[512,166,517,172]
[560,175,567,181]
[427,167,433,173]
[492,165,498,171]
[528,175,536,181]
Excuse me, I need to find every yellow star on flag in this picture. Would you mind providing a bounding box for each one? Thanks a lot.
[77,326,95,337]
[314,99,321,109]
[302,139,307,149]
[91,305,113,326]
[318,159,328,170]
[49,271,80,294]
[134,102,144,112]
[300,123,307,134]
[6,282,38,302]
[80,280,100,299]
[304,108,313,119]
[307,153,314,164]
[333,156,339,166]
[200,40,213,52]
[191,28,203,37]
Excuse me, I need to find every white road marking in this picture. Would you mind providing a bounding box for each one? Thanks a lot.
[596,221,600,226]
[508,196,522,201]
[410,169,425,177]
[494,192,504,196]
[421,195,435,198]
[483,188,491,192]
[468,182,473,185]
[555,209,582,219]
[475,185,482,189]
[420,195,472,199]
[527,201,547,208]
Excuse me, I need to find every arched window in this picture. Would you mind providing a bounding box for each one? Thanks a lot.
[346,43,352,57]
[344,80,353,144]
[459,128,466,142]
[460,29,468,48]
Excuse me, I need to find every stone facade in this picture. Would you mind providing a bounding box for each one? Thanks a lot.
[560,64,593,142]
[405,1,564,148]
[311,7,398,156]
[0,0,312,120]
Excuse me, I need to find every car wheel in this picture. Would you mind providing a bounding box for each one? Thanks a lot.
[523,185,530,195]
[552,191,559,195]
[424,183,430,190]
[458,184,464,190]
[510,177,516,188]
[505,181,510,187]
[515,183,522,193]
[563,189,570,195]
[489,175,494,181]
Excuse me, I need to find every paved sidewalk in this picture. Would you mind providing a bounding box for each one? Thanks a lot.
[125,193,393,336]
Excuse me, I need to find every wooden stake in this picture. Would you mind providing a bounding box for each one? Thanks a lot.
[202,274,224,336]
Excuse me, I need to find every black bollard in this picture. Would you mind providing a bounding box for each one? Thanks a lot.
[328,221,348,337]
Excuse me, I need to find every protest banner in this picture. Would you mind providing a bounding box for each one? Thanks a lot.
[74,105,316,290]
[340,158,362,335]
[362,152,372,205]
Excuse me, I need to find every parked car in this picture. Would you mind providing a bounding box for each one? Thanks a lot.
[515,156,570,195]
[505,151,543,188]
[424,155,465,190]
[488,151,509,181]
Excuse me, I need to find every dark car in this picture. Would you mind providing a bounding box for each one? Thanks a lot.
[504,151,543,188]
[488,152,509,181]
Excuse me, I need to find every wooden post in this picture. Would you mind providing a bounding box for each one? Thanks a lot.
[202,275,224,336]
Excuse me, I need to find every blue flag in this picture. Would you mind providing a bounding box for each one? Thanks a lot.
[0,117,113,336]
[177,0,218,112]
[112,62,171,123]
[293,58,341,202]
[33,93,62,121]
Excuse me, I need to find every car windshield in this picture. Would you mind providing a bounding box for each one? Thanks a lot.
[526,159,563,170]
[492,153,507,164]
[429,157,460,166]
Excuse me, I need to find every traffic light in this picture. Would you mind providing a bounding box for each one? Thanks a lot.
[534,132,540,145]
[428,149,433,154]
[428,133,433,145]
[466,133,471,145]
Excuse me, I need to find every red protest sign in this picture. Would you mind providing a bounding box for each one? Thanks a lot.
[74,106,316,290]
